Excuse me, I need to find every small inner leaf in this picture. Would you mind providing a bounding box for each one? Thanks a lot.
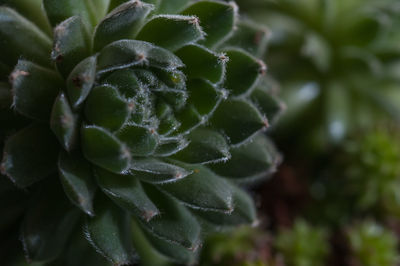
[116,124,158,156]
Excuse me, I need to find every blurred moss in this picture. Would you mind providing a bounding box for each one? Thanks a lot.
[347,220,399,266]
[275,219,329,266]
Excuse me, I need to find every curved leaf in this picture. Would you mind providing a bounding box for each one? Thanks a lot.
[211,99,266,145]
[181,1,237,47]
[10,60,62,121]
[58,150,96,216]
[81,125,131,173]
[159,163,233,213]
[95,167,159,221]
[1,124,59,188]
[116,124,158,156]
[0,7,52,67]
[136,15,205,51]
[50,93,79,151]
[52,16,91,78]
[93,0,153,51]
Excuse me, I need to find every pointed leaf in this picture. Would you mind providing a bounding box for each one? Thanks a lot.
[193,184,256,227]
[250,86,283,123]
[159,163,233,213]
[93,1,153,51]
[0,7,52,67]
[181,1,237,47]
[10,60,63,121]
[223,20,270,58]
[66,55,97,109]
[50,93,78,151]
[1,0,52,35]
[52,16,91,78]
[175,105,202,134]
[211,99,266,145]
[95,167,159,221]
[136,15,204,51]
[58,150,96,216]
[209,134,279,181]
[81,125,131,173]
[154,137,189,157]
[84,194,136,265]
[186,78,221,115]
[140,184,200,249]
[97,40,184,74]
[21,181,80,262]
[116,124,158,156]
[130,158,192,184]
[1,124,59,188]
[172,128,230,164]
[176,44,225,83]
[43,0,94,28]
[224,49,265,96]
[131,218,197,265]
[85,85,130,131]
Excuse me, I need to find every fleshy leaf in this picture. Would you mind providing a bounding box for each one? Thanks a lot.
[181,1,236,47]
[154,137,189,157]
[93,0,153,51]
[136,15,204,51]
[223,49,265,96]
[52,16,91,78]
[1,124,59,188]
[176,44,225,83]
[95,167,159,221]
[193,184,256,226]
[43,0,94,28]
[209,134,279,181]
[84,85,130,132]
[81,125,131,173]
[250,85,283,123]
[21,181,80,262]
[84,194,136,265]
[1,0,52,35]
[97,40,184,74]
[159,163,233,213]
[101,68,140,99]
[116,124,158,156]
[10,60,63,121]
[140,184,200,249]
[172,128,230,164]
[186,78,221,115]
[58,150,96,216]
[211,99,266,145]
[224,20,270,58]
[130,158,192,184]
[0,7,52,67]
[157,0,191,14]
[66,55,97,109]
[50,93,78,151]
[131,218,197,265]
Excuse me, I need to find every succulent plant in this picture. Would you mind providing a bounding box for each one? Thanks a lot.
[275,219,329,266]
[347,220,399,266]
[0,0,282,265]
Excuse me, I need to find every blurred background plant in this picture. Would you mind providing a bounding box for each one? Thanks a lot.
[200,0,400,265]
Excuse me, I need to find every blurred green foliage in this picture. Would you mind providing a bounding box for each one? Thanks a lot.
[275,220,329,266]
[347,220,399,266]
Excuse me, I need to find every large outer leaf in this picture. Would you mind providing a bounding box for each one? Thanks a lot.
[84,194,136,265]
[1,124,59,188]
[0,7,52,67]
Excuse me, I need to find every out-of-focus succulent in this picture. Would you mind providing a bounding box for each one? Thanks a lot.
[347,220,399,266]
[275,219,329,266]
[235,0,400,150]
[0,0,282,265]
